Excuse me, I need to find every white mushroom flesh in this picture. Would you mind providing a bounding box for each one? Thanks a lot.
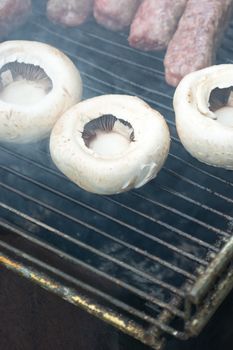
[0,40,82,143]
[89,131,130,156]
[0,61,52,105]
[0,80,47,105]
[215,107,233,127]
[173,64,233,169]
[50,94,170,195]
[86,117,133,157]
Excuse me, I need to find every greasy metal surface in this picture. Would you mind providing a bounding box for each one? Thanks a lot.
[187,261,233,336]
[188,235,233,304]
[0,249,164,349]
[0,2,233,349]
[0,218,187,339]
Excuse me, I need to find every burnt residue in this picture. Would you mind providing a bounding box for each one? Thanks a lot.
[82,114,135,148]
[0,61,53,92]
[209,87,232,112]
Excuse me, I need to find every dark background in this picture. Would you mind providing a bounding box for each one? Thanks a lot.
[0,267,232,350]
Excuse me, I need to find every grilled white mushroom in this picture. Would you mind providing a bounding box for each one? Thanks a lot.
[0,40,82,143]
[50,94,170,195]
[174,64,233,169]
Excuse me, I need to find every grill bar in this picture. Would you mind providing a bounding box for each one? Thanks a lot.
[0,250,164,349]
[81,68,168,100]
[0,165,201,279]
[35,8,164,64]
[0,220,181,313]
[157,184,232,220]
[187,265,233,337]
[21,149,230,241]
[169,153,233,189]
[2,143,231,228]
[0,157,210,266]
[32,20,165,78]
[2,159,221,252]
[0,178,206,268]
[0,239,186,326]
[10,143,232,213]
[2,141,231,228]
[0,198,184,297]
[49,46,175,118]
[29,22,181,122]
[117,192,227,240]
[164,167,233,205]
[83,82,106,95]
[189,235,233,304]
[1,166,194,279]
[79,30,164,63]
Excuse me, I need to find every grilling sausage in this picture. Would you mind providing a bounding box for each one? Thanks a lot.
[94,0,142,31]
[47,0,94,27]
[129,0,188,51]
[0,0,31,38]
[164,0,233,87]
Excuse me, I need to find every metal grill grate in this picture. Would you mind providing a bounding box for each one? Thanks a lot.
[0,5,233,349]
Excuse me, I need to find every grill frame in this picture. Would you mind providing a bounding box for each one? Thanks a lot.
[0,6,233,350]
[0,219,232,349]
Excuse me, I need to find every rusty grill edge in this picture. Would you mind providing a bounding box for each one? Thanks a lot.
[0,215,232,349]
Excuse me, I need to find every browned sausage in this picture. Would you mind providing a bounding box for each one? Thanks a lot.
[0,0,31,38]
[47,0,94,27]
[94,0,142,31]
[164,0,233,87]
[129,0,188,51]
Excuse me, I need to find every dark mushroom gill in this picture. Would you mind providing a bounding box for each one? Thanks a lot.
[82,114,135,148]
[0,61,53,93]
[209,86,232,112]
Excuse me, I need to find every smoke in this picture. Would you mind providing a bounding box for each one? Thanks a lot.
[0,0,32,40]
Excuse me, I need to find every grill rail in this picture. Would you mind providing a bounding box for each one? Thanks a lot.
[0,6,233,349]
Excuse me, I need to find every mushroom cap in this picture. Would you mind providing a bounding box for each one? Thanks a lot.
[173,64,233,169]
[50,94,170,195]
[0,40,82,143]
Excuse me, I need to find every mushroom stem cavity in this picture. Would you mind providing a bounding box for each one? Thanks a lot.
[0,40,82,143]
[0,61,52,105]
[173,64,233,169]
[214,106,233,127]
[209,87,232,112]
[50,94,170,194]
[82,114,135,157]
[208,87,233,126]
